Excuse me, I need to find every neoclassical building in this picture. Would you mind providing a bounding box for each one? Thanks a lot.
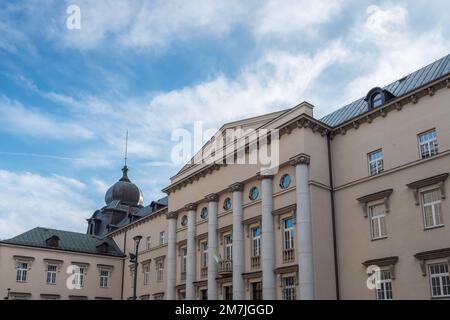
[1,54,449,300]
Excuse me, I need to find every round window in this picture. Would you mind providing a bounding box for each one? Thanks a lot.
[223,198,232,210]
[181,215,188,226]
[200,207,208,219]
[279,174,291,189]
[249,187,259,201]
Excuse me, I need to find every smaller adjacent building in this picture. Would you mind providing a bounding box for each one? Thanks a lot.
[0,227,124,300]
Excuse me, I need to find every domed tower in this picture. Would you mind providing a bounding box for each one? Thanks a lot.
[87,165,144,237]
[105,165,144,206]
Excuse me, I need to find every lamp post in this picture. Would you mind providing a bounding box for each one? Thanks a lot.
[130,235,142,300]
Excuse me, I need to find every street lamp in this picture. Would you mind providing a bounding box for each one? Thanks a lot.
[130,235,142,300]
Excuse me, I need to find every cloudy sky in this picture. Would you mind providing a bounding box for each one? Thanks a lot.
[0,0,449,239]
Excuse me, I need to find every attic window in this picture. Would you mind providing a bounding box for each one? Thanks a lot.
[96,242,110,253]
[46,236,60,248]
[372,93,383,108]
[365,87,396,110]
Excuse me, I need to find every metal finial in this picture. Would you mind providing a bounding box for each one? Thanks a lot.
[124,130,128,166]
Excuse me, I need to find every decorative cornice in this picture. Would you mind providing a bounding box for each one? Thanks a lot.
[415,248,450,276]
[406,173,448,205]
[289,153,310,166]
[362,256,399,279]
[228,182,244,192]
[166,211,179,220]
[362,256,399,267]
[205,193,219,202]
[184,203,198,211]
[357,189,393,217]
[256,171,274,180]
[331,75,450,138]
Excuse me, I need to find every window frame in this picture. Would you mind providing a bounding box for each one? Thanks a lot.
[368,149,384,176]
[146,236,151,250]
[201,241,208,268]
[420,188,444,230]
[282,217,295,251]
[16,262,28,283]
[428,262,450,298]
[418,129,438,159]
[46,264,57,285]
[282,276,296,300]
[224,234,233,261]
[143,264,150,285]
[159,231,166,245]
[375,270,393,300]
[156,261,164,283]
[251,226,261,258]
[99,270,109,288]
[368,203,387,240]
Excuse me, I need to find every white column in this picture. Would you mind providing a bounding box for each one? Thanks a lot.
[291,153,314,300]
[206,193,219,300]
[185,203,198,300]
[259,174,276,300]
[229,182,245,300]
[166,212,178,300]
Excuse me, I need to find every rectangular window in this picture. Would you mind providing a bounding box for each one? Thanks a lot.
[429,263,450,298]
[159,231,166,245]
[282,218,295,262]
[16,263,28,282]
[369,204,387,240]
[100,270,109,288]
[73,267,84,288]
[157,261,164,283]
[251,282,262,300]
[201,242,208,268]
[180,246,187,276]
[368,150,384,176]
[146,236,151,250]
[421,189,444,229]
[224,234,233,261]
[46,265,57,284]
[418,129,438,159]
[251,227,261,257]
[224,285,233,300]
[376,270,393,300]
[143,265,150,285]
[282,276,296,300]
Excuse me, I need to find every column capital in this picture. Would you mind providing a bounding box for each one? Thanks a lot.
[205,193,219,202]
[228,182,244,192]
[290,153,311,166]
[184,203,198,211]
[166,211,179,220]
[256,172,274,180]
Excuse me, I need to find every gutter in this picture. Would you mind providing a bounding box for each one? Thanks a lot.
[327,133,340,300]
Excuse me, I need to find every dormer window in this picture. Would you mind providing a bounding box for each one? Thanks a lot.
[96,242,110,254]
[365,87,396,110]
[46,236,60,248]
[372,93,383,108]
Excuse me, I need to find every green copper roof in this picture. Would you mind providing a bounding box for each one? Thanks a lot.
[320,54,450,127]
[0,227,124,257]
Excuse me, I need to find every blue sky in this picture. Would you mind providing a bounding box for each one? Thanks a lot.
[1,0,449,239]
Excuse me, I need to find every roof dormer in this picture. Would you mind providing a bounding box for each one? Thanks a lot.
[365,87,396,109]
[45,235,60,248]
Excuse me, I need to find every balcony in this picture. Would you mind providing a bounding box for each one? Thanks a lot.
[201,267,208,278]
[251,256,260,269]
[218,259,233,275]
[282,248,295,263]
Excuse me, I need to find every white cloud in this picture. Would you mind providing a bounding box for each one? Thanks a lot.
[341,3,450,102]
[0,95,94,140]
[0,170,94,240]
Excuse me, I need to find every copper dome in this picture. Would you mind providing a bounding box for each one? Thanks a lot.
[105,166,144,206]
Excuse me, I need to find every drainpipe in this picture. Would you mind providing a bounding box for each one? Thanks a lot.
[327,132,340,300]
[120,230,127,300]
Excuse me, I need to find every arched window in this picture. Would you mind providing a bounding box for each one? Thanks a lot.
[372,93,383,108]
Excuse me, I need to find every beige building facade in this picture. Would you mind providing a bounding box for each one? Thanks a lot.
[1,55,449,300]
